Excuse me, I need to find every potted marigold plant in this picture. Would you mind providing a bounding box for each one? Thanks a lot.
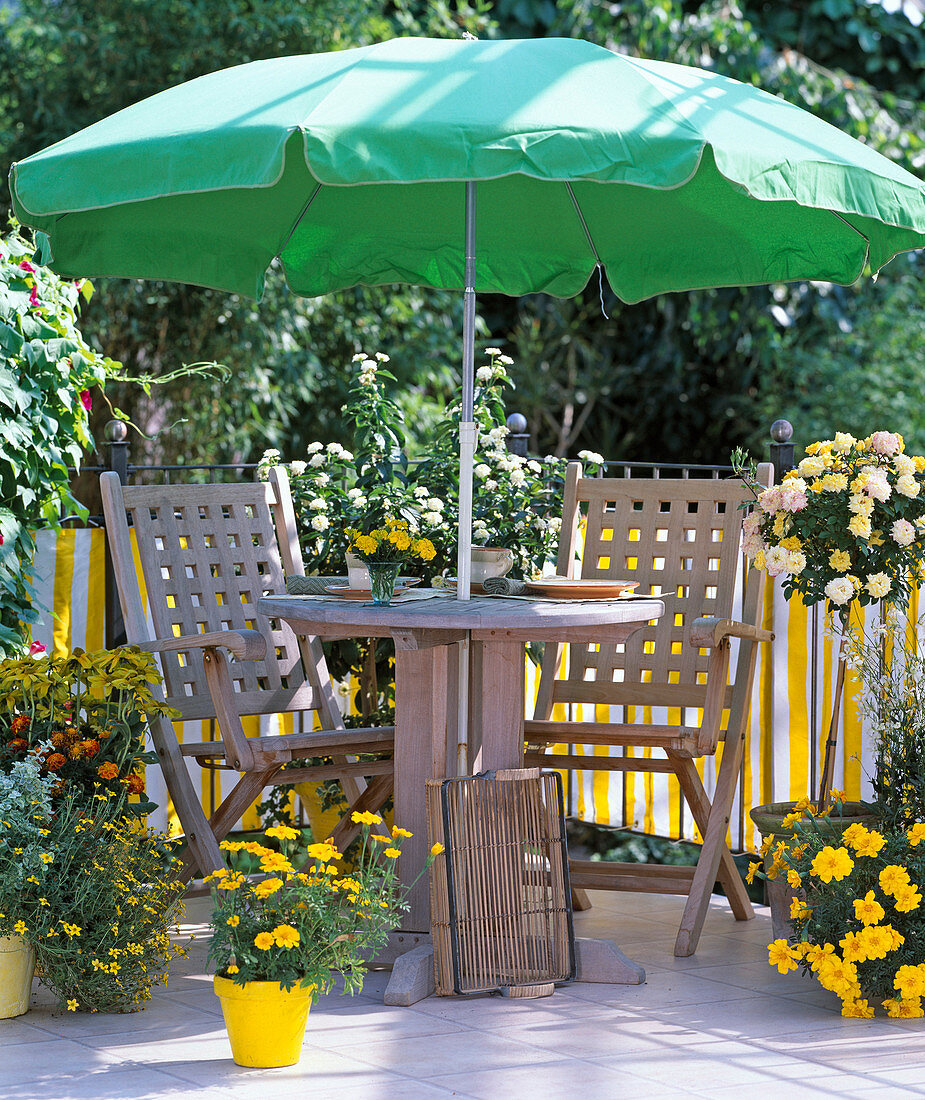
[207,813,441,1067]
[0,748,185,1014]
[759,810,925,1018]
[0,647,177,811]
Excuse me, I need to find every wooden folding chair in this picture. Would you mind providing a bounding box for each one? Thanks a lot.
[100,466,393,883]
[524,461,773,956]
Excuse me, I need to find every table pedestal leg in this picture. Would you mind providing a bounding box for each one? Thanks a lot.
[392,643,450,933]
[469,638,524,772]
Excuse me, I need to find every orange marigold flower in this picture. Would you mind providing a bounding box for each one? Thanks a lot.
[7,738,27,753]
[45,752,67,772]
[97,762,119,781]
[79,739,100,757]
[10,714,30,734]
[123,773,145,795]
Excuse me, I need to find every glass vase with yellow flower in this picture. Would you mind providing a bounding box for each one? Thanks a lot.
[206,814,441,1067]
[346,521,436,605]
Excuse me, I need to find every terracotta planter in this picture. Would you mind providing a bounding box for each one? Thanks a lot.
[0,935,35,1019]
[214,975,313,1067]
[750,801,879,940]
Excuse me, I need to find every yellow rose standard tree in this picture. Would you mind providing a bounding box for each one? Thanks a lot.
[738,430,925,802]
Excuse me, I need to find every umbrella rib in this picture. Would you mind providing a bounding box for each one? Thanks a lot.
[275,182,323,259]
[565,181,603,269]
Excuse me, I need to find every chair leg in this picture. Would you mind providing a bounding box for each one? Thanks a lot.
[671,754,753,920]
[672,738,754,957]
[207,768,282,854]
[327,772,394,856]
[571,886,593,911]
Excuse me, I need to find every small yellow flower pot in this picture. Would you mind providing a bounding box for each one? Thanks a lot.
[214,974,313,1067]
[0,935,35,1019]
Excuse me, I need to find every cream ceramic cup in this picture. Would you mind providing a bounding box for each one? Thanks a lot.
[470,546,514,583]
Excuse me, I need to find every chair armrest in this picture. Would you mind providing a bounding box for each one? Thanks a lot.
[138,629,267,662]
[689,617,774,649]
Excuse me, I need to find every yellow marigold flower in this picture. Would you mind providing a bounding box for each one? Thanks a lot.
[383,847,401,859]
[810,845,854,884]
[216,873,246,892]
[790,896,811,920]
[768,939,799,975]
[841,999,875,1018]
[306,841,341,862]
[780,811,804,829]
[829,788,846,803]
[227,964,239,975]
[894,887,922,914]
[219,840,247,852]
[907,823,925,847]
[392,826,413,839]
[839,931,867,964]
[350,811,383,826]
[253,877,284,899]
[894,964,925,999]
[66,999,79,1011]
[841,823,869,849]
[254,932,275,951]
[745,861,761,885]
[853,891,885,926]
[786,869,802,889]
[371,834,392,844]
[226,915,240,927]
[412,538,436,562]
[430,842,445,857]
[13,920,27,935]
[264,825,299,841]
[854,830,886,859]
[880,864,912,896]
[273,924,300,949]
[883,997,923,1018]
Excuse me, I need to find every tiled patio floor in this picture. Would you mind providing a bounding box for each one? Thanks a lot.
[6,889,925,1099]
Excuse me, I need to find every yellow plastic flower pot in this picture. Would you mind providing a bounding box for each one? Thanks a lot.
[214,974,313,1067]
[0,935,35,1019]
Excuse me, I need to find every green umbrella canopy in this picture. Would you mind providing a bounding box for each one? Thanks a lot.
[10,35,925,303]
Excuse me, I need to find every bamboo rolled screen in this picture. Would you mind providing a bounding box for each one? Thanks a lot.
[426,768,575,998]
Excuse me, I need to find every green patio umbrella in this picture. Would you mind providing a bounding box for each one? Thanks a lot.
[11,34,925,606]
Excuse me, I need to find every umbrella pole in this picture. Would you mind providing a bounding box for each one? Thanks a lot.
[456,180,477,774]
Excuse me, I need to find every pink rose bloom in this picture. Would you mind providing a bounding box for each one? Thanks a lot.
[892,519,916,547]
[863,473,891,502]
[79,389,92,412]
[29,641,46,655]
[778,487,808,512]
[869,431,902,457]
[758,488,781,514]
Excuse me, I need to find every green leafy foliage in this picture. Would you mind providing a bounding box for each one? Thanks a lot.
[0,228,112,653]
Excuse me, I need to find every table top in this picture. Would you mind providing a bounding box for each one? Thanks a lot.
[258,592,665,645]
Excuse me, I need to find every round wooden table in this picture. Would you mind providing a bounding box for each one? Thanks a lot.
[257,592,664,927]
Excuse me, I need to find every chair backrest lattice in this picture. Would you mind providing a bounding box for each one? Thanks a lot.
[119,480,313,721]
[562,473,754,705]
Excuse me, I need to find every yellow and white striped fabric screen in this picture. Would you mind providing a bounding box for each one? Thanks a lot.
[30,528,279,836]
[32,528,877,850]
